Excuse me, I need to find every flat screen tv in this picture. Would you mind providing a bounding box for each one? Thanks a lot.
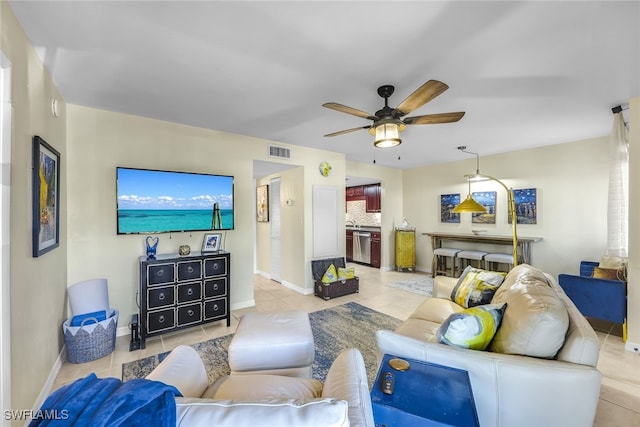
[116,167,234,234]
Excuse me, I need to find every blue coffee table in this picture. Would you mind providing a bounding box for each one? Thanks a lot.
[371,354,479,427]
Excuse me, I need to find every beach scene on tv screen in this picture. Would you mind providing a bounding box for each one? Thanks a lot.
[117,168,234,233]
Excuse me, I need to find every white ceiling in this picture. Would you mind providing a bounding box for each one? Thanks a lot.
[9,1,639,171]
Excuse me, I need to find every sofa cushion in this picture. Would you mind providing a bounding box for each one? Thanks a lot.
[204,374,322,401]
[451,266,507,308]
[490,266,569,358]
[409,298,465,324]
[175,397,349,427]
[436,303,507,350]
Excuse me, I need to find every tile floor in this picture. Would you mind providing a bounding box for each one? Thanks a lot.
[53,264,640,425]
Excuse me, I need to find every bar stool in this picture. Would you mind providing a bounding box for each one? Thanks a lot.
[432,248,462,277]
[484,253,515,273]
[457,250,488,273]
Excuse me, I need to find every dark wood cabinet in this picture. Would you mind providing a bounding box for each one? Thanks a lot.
[371,231,381,268]
[346,185,365,201]
[346,229,353,261]
[138,251,230,349]
[365,184,381,212]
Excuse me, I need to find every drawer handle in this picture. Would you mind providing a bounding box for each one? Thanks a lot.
[158,293,165,301]
[188,309,194,317]
[158,315,165,323]
[213,304,218,311]
[213,264,219,270]
[213,284,219,291]
[157,270,164,277]
[187,266,194,274]
[187,288,193,296]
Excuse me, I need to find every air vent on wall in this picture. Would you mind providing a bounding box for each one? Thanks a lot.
[269,145,291,159]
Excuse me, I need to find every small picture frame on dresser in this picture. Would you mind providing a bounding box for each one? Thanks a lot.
[202,232,222,252]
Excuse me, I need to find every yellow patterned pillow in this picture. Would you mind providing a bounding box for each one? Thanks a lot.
[322,264,338,283]
[338,267,355,280]
[437,303,507,350]
[451,266,507,308]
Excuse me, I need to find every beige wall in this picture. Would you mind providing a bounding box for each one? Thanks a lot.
[1,1,68,416]
[67,105,348,320]
[403,137,610,278]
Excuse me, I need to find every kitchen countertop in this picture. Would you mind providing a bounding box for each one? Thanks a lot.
[346,226,381,232]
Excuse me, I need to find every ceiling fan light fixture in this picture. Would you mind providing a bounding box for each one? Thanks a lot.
[373,122,402,148]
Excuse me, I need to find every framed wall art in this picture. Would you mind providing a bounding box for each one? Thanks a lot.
[440,194,460,223]
[202,232,223,252]
[509,188,537,224]
[256,184,269,222]
[471,191,496,224]
[32,135,60,257]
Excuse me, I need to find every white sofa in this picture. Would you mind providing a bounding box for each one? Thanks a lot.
[146,345,375,427]
[376,264,602,427]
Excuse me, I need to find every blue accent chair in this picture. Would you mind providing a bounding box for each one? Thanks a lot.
[558,261,627,341]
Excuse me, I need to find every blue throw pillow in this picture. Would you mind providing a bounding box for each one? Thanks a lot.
[436,303,507,350]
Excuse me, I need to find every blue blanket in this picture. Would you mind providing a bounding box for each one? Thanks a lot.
[30,373,181,426]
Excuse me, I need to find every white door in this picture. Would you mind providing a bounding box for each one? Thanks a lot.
[270,178,281,282]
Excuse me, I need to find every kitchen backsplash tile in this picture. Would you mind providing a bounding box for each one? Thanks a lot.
[346,200,381,227]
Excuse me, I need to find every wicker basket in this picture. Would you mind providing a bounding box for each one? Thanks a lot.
[63,309,118,364]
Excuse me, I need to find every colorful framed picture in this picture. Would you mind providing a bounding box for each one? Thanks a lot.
[256,184,269,222]
[202,232,223,252]
[509,188,537,224]
[471,191,496,224]
[440,194,460,223]
[32,135,60,257]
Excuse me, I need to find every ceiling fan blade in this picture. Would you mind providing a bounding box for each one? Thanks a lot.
[395,80,449,116]
[324,125,371,137]
[403,112,466,125]
[322,102,378,120]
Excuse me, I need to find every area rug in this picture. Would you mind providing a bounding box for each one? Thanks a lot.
[122,302,401,387]
[386,274,434,297]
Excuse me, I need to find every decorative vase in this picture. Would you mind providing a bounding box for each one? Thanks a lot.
[178,245,191,256]
[145,236,159,259]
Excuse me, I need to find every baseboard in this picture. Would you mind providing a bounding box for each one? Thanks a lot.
[280,280,312,295]
[624,340,640,354]
[33,346,65,415]
[231,299,256,311]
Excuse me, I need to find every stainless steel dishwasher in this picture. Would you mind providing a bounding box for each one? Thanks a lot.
[352,231,371,264]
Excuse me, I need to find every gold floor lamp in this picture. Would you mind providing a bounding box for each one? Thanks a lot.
[452,146,519,267]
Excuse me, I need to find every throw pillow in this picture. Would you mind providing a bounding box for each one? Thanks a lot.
[321,264,338,283]
[592,267,622,281]
[338,267,355,280]
[451,266,507,308]
[436,303,507,350]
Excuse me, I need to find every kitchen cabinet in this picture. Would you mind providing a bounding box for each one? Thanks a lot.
[371,231,381,268]
[365,184,381,213]
[346,185,365,201]
[346,229,353,261]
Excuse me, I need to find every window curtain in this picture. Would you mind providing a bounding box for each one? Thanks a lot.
[607,112,629,259]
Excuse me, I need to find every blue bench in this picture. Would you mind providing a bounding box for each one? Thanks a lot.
[558,261,627,341]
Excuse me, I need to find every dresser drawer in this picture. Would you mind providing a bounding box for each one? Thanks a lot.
[177,282,202,303]
[148,286,175,309]
[204,257,227,277]
[177,260,202,282]
[147,308,175,334]
[203,298,227,320]
[177,303,202,326]
[147,263,175,286]
[204,278,227,298]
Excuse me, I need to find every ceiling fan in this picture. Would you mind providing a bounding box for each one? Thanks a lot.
[322,80,465,148]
